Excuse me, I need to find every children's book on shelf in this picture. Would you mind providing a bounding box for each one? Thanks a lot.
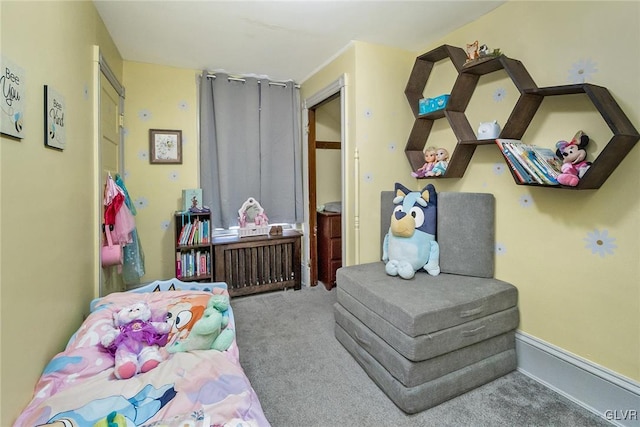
[495,139,535,183]
[182,188,203,211]
[531,146,564,177]
[496,139,562,185]
[177,218,211,246]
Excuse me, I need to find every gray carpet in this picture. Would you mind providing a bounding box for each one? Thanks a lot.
[232,286,610,427]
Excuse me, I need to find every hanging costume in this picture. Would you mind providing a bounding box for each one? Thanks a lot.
[103,174,145,285]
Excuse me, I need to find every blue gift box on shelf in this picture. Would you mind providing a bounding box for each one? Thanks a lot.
[418,94,450,115]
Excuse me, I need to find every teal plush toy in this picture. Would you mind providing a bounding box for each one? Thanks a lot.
[382,183,440,279]
[166,294,235,353]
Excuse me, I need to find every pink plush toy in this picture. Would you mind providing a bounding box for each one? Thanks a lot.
[101,302,171,379]
[555,130,592,187]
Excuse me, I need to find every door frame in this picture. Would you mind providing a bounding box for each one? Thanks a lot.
[302,75,346,288]
[93,46,125,297]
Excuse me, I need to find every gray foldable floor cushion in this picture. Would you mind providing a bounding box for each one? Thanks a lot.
[335,302,516,387]
[336,279,519,361]
[337,262,517,338]
[335,189,519,413]
[338,190,518,359]
[336,323,517,414]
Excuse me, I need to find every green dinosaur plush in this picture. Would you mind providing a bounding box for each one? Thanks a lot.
[166,294,235,353]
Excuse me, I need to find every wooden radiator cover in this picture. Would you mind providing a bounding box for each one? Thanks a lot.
[212,230,302,297]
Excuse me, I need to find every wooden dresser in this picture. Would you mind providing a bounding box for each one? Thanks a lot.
[317,211,341,290]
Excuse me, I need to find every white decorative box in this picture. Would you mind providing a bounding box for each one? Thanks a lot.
[238,225,270,238]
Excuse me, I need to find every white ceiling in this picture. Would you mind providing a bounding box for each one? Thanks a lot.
[93,0,505,83]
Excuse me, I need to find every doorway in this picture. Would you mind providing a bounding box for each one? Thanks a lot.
[304,76,346,289]
[95,48,125,296]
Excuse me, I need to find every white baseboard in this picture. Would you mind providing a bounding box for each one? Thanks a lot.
[516,331,640,427]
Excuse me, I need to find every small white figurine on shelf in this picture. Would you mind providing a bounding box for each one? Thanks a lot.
[477,120,501,139]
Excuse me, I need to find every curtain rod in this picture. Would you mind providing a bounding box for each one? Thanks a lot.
[206,73,299,88]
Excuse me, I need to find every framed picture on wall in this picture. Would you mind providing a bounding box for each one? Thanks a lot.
[1,55,26,139]
[44,85,66,150]
[149,129,182,164]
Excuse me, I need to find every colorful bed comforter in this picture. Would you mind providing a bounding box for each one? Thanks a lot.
[15,284,270,427]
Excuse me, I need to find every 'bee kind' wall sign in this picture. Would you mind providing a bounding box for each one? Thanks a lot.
[44,85,66,150]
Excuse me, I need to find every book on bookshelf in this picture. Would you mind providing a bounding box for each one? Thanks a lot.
[188,219,199,245]
[176,253,182,278]
[525,150,558,185]
[531,146,564,177]
[497,139,562,186]
[182,188,203,212]
[503,140,545,184]
[199,253,207,276]
[178,223,188,245]
[495,139,534,183]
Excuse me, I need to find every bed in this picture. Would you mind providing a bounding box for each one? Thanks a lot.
[15,279,270,427]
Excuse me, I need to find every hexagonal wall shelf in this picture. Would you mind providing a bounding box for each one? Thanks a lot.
[403,44,639,188]
[404,45,467,174]
[445,55,539,177]
[518,84,640,189]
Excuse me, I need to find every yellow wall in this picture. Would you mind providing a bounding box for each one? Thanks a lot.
[122,61,200,281]
[302,2,640,381]
[426,0,639,382]
[0,1,122,423]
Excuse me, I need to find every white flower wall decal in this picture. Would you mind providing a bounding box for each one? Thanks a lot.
[178,100,189,111]
[496,242,506,256]
[168,171,180,181]
[519,194,533,208]
[493,163,506,175]
[568,59,598,84]
[584,229,616,257]
[138,109,152,121]
[493,87,506,102]
[161,220,170,231]
[134,197,148,209]
[138,150,148,161]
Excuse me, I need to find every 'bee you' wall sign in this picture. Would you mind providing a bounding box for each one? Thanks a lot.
[1,55,25,139]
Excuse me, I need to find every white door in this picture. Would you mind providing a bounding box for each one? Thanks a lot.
[99,71,125,295]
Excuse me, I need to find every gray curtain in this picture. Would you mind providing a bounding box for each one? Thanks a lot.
[200,72,303,229]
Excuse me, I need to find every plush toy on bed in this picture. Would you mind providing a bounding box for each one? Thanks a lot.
[383,183,440,279]
[100,302,171,379]
[167,294,235,353]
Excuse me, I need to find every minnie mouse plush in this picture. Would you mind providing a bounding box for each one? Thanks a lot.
[555,130,592,187]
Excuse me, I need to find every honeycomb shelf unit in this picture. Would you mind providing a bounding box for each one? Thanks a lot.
[404,45,467,177]
[404,45,640,189]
